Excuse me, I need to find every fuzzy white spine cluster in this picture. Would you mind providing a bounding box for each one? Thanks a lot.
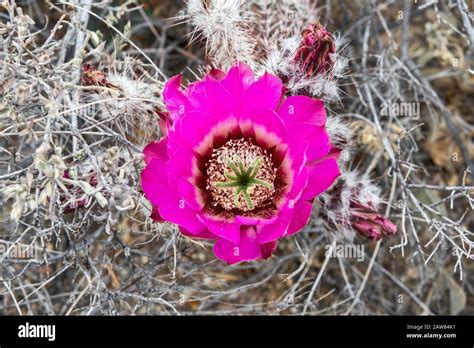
[102,73,161,114]
[185,0,255,69]
[326,115,354,164]
[85,61,164,146]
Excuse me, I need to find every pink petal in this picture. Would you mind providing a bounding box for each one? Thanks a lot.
[301,158,340,201]
[164,146,204,210]
[214,227,262,264]
[142,158,207,234]
[198,214,241,244]
[260,240,278,259]
[187,79,234,116]
[287,167,309,202]
[158,117,169,137]
[199,116,239,155]
[180,226,215,239]
[287,123,331,162]
[143,138,168,165]
[141,158,171,208]
[257,199,313,243]
[325,146,342,162]
[172,110,217,150]
[150,206,164,222]
[156,110,171,134]
[220,62,255,98]
[283,130,308,177]
[305,146,342,167]
[286,200,313,236]
[163,75,190,121]
[165,146,197,184]
[242,109,287,149]
[178,177,204,211]
[257,205,294,243]
[235,214,277,226]
[243,72,283,116]
[159,203,207,235]
[278,95,326,126]
[276,133,308,205]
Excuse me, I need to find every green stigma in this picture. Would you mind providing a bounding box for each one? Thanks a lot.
[216,157,273,210]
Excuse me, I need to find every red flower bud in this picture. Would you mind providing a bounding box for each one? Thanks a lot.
[81,64,113,88]
[294,22,335,77]
[350,202,397,240]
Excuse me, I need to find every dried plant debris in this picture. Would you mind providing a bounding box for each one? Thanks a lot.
[0,0,473,316]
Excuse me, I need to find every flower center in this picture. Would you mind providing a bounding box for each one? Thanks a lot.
[206,139,276,212]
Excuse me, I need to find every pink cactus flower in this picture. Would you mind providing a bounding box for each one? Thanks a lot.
[141,63,340,264]
[294,22,336,77]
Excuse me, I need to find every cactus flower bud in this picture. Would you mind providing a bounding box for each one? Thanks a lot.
[351,202,397,240]
[294,22,336,77]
